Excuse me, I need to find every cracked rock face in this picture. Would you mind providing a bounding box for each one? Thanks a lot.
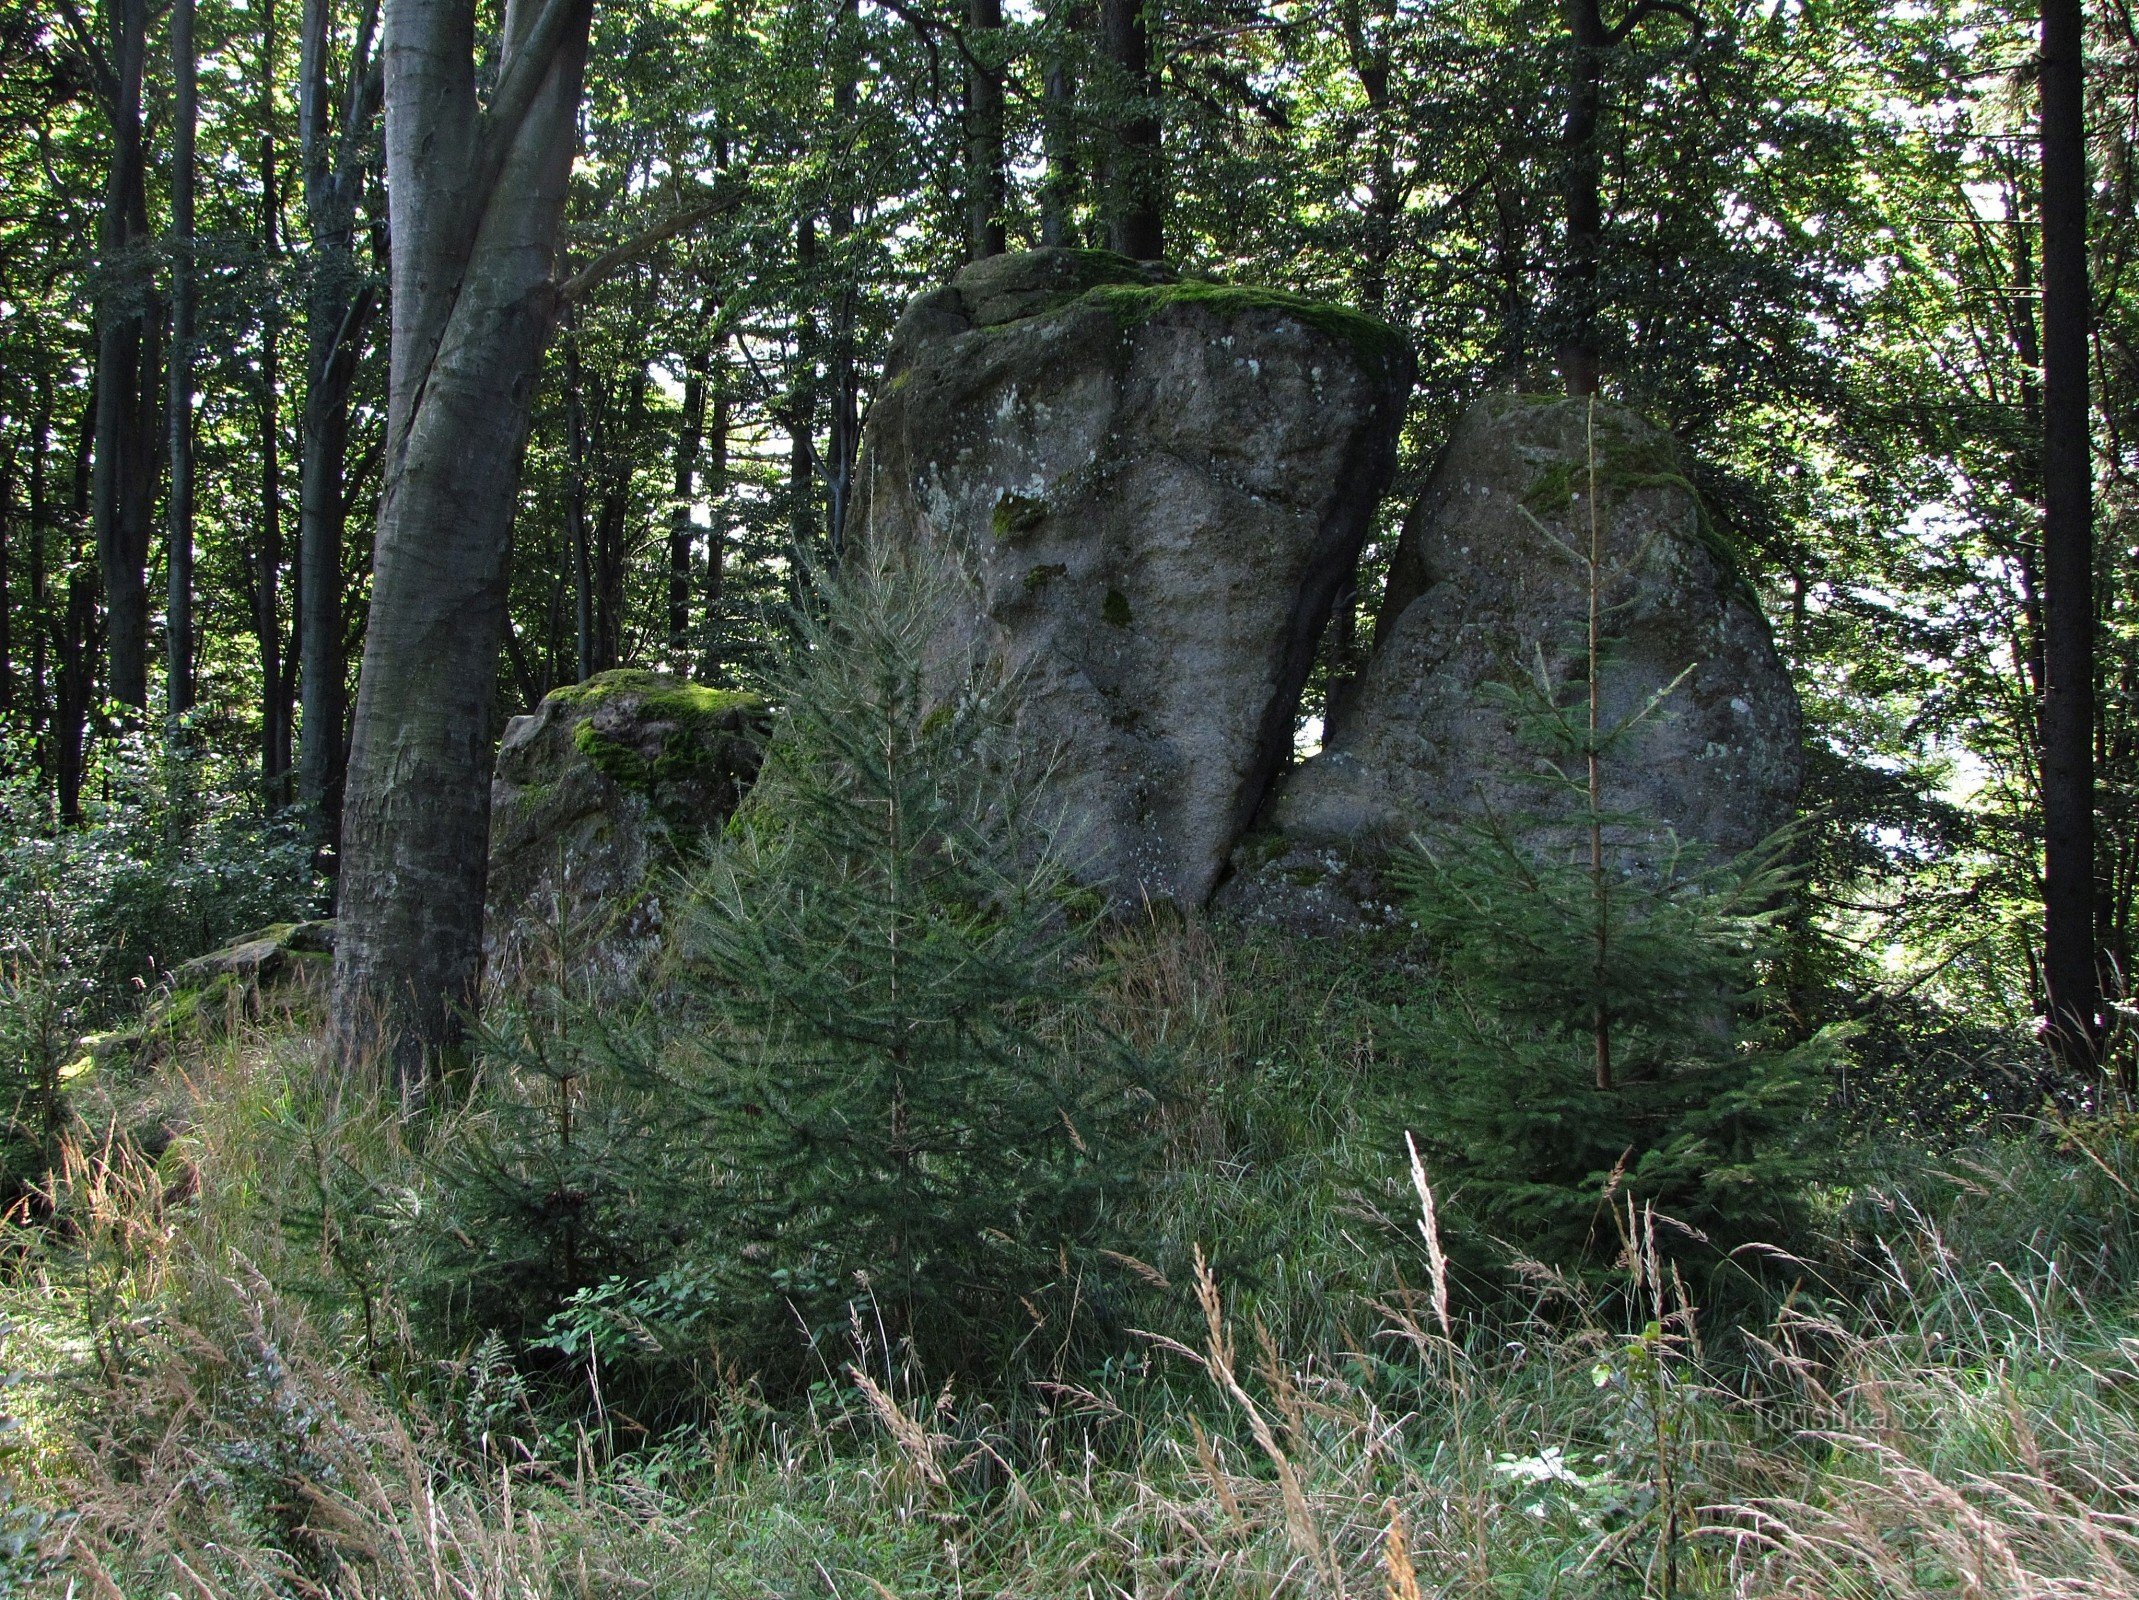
[849,247,1414,908]
[1268,393,1801,866]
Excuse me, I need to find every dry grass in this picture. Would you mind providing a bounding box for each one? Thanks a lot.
[2,935,2134,1600]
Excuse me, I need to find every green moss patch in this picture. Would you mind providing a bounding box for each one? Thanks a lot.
[1103,588,1133,627]
[1079,281,1408,377]
[1024,562,1068,592]
[993,492,1048,540]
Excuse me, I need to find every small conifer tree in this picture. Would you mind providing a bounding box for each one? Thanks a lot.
[1397,402,1839,1280]
[663,556,1157,1376]
[432,558,1156,1393]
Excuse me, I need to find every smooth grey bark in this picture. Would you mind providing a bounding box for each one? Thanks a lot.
[965,0,1007,260]
[2038,0,2102,1080]
[667,341,708,661]
[166,0,197,722]
[1039,47,1077,247]
[254,43,294,799]
[1100,0,1161,260]
[298,0,381,842]
[1558,0,1605,396]
[1555,0,1699,396]
[91,0,157,712]
[0,462,13,718]
[333,0,593,1088]
[700,355,729,681]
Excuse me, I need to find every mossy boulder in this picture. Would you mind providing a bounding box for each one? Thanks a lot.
[852,247,1415,908]
[485,670,765,991]
[1225,394,1801,929]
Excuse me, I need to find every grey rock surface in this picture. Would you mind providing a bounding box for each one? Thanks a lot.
[484,670,763,990]
[850,247,1415,907]
[1264,393,1801,876]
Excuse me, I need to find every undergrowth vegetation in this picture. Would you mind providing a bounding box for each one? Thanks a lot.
[2,940,2135,1599]
[0,582,2129,1597]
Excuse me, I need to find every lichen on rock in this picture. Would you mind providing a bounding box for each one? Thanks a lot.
[849,246,1415,909]
[1221,393,1802,932]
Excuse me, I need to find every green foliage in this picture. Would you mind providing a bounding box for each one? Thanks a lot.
[1392,527,1837,1279]
[429,564,1159,1401]
[0,737,322,1017]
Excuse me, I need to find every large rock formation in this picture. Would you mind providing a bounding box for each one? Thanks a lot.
[484,670,763,990]
[849,247,1414,907]
[1226,394,1801,927]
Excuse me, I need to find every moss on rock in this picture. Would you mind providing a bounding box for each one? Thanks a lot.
[993,492,1048,539]
[1079,280,1408,377]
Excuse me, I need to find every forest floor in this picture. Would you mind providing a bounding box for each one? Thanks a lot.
[2,922,2135,1599]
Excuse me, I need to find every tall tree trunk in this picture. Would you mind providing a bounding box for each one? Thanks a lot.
[257,107,293,800]
[700,356,729,681]
[667,342,708,663]
[333,0,594,1088]
[789,215,819,598]
[166,0,198,726]
[1100,0,1162,260]
[57,388,98,824]
[1035,8,1069,250]
[93,0,156,712]
[298,0,381,849]
[826,8,861,558]
[966,0,1007,260]
[0,462,14,720]
[2039,0,2102,1081]
[28,379,53,777]
[565,328,594,680]
[1558,0,1605,396]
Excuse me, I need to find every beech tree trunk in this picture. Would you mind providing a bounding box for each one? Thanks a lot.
[92,0,157,713]
[256,112,293,799]
[1040,46,1078,247]
[700,359,729,681]
[57,391,98,823]
[298,0,381,847]
[2039,0,2102,1081]
[966,0,1007,260]
[667,342,708,662]
[333,0,593,1089]
[1101,0,1162,260]
[0,463,14,719]
[1558,0,1605,396]
[166,0,197,723]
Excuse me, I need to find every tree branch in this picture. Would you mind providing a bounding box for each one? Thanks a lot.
[50,0,118,112]
[471,0,594,216]
[557,184,748,304]
[1606,0,1701,45]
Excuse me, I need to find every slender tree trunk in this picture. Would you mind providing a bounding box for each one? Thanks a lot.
[966,0,1007,260]
[701,358,729,681]
[166,0,198,725]
[565,330,593,680]
[28,381,52,776]
[2039,0,2102,1081]
[58,391,98,823]
[0,463,14,719]
[667,343,707,663]
[1100,0,1162,259]
[93,0,156,712]
[826,9,861,558]
[298,0,381,847]
[334,0,594,1088]
[1040,47,1078,247]
[789,216,820,598]
[258,113,293,799]
[1558,0,1605,396]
